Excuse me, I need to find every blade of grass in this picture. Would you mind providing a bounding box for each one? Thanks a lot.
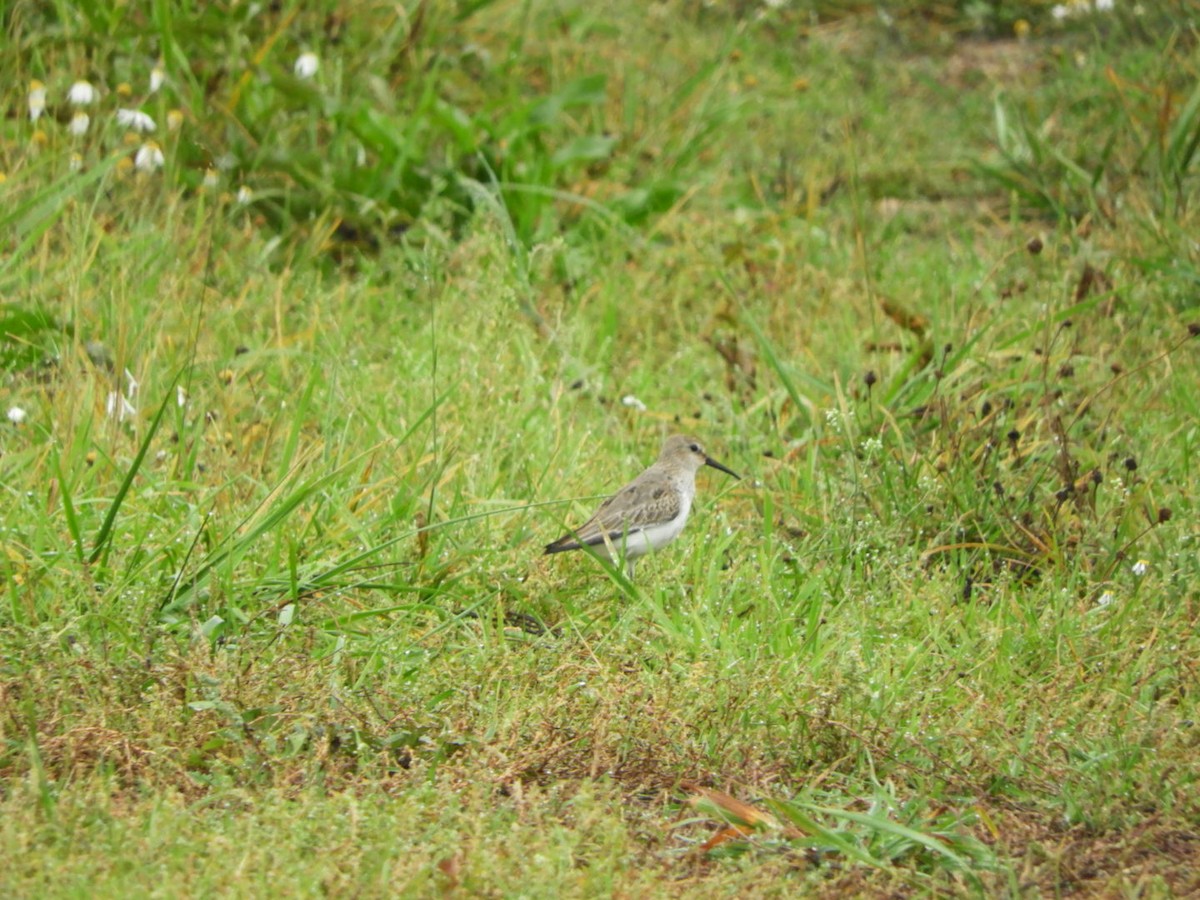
[89,372,182,566]
[52,451,86,569]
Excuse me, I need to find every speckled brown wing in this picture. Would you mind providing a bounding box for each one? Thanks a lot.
[544,471,680,554]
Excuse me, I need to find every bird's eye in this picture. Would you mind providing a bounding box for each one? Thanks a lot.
[689,443,700,453]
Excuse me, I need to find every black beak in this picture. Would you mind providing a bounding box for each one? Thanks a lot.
[704,455,740,479]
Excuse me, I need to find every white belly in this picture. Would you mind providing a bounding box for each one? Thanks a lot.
[599,494,692,561]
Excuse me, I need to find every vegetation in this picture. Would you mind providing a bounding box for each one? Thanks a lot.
[2,0,1198,894]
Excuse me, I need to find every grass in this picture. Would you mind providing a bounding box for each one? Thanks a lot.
[3,0,1200,895]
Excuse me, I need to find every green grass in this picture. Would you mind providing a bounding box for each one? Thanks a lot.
[3,1,1200,895]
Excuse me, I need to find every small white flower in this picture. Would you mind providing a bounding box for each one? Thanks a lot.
[202,167,220,188]
[1132,559,1148,577]
[1094,0,1114,10]
[68,80,96,105]
[1097,591,1115,608]
[621,394,647,411]
[294,51,319,79]
[28,81,47,122]
[69,111,90,136]
[149,65,166,94]
[166,109,184,131]
[176,386,187,408]
[106,392,137,422]
[116,108,156,133]
[69,152,83,172]
[6,406,27,424]
[135,141,164,172]
[235,185,253,204]
[1051,4,1070,18]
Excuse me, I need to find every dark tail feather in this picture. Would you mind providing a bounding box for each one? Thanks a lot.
[544,536,578,555]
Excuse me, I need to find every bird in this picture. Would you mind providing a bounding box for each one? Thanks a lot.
[544,435,739,578]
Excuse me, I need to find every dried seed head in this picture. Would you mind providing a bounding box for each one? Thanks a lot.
[980,400,992,417]
[1188,322,1200,337]
[1007,429,1020,442]
[1158,507,1172,523]
[864,370,877,388]
[1026,236,1043,255]
[1123,457,1138,471]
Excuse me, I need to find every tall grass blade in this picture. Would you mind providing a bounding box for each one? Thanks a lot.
[89,373,181,566]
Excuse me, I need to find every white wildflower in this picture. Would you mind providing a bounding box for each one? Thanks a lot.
[28,81,47,122]
[69,111,90,136]
[294,51,319,79]
[149,65,166,94]
[1131,559,1148,577]
[68,80,96,105]
[621,394,647,412]
[7,406,27,424]
[235,185,253,204]
[166,109,184,131]
[177,386,187,408]
[1097,591,1115,608]
[134,141,164,172]
[202,167,220,189]
[106,392,137,422]
[116,108,156,133]
[69,153,83,172]
[1094,0,1114,9]
[1051,4,1070,18]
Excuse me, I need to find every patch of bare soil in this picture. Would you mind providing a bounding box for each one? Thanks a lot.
[989,810,1200,896]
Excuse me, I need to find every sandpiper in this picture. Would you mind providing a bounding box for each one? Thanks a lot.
[544,435,739,578]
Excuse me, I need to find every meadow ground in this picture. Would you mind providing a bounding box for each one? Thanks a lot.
[2,1,1199,896]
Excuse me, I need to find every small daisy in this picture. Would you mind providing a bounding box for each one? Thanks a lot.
[6,406,27,424]
[28,80,47,122]
[202,167,220,189]
[621,395,647,412]
[1097,591,1115,608]
[135,141,164,172]
[1131,559,1148,577]
[176,386,187,408]
[294,51,319,79]
[235,185,253,204]
[106,392,137,422]
[149,65,166,94]
[69,111,90,136]
[68,80,96,105]
[166,109,184,131]
[116,108,156,133]
[69,152,83,172]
